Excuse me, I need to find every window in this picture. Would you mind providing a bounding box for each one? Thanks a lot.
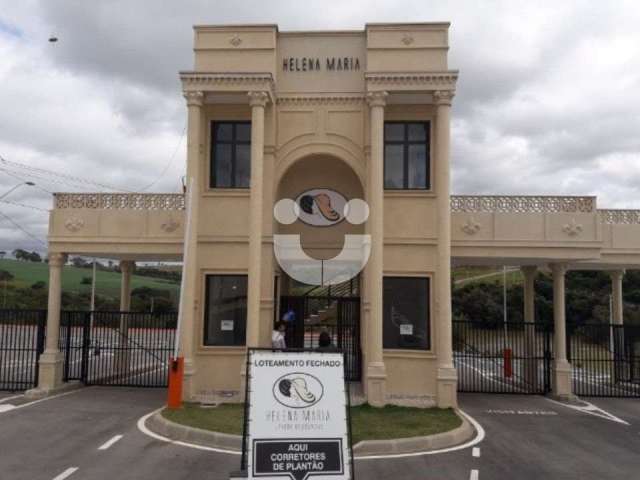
[383,277,430,350]
[384,122,430,189]
[204,275,247,346]
[210,122,251,188]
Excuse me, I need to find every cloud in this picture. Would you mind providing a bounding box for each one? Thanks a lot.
[0,0,639,252]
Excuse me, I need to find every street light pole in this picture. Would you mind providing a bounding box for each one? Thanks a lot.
[0,181,35,201]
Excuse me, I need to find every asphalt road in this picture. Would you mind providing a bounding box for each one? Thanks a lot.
[0,387,639,479]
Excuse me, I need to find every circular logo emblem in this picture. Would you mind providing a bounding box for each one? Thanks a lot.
[272,372,324,408]
[294,188,347,227]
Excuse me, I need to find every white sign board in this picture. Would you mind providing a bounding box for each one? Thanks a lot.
[247,350,351,480]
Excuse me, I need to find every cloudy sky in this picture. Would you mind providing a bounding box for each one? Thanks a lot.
[1,0,640,253]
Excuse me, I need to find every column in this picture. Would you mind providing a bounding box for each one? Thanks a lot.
[434,90,457,408]
[610,270,624,326]
[609,270,625,382]
[365,91,387,407]
[116,260,134,375]
[119,260,134,311]
[180,90,204,399]
[246,91,269,348]
[522,266,538,387]
[551,263,573,399]
[30,252,67,396]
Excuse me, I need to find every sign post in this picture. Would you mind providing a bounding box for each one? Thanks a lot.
[239,349,353,480]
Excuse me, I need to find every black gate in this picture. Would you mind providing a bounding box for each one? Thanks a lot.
[568,323,640,397]
[279,296,361,382]
[0,310,46,391]
[453,320,553,394]
[60,311,177,387]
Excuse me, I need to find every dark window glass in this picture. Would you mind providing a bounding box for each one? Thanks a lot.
[408,144,427,189]
[383,277,430,350]
[383,121,430,190]
[204,275,247,346]
[384,145,404,189]
[384,123,404,142]
[214,144,233,188]
[210,121,251,188]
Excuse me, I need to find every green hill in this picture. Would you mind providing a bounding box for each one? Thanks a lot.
[0,259,179,299]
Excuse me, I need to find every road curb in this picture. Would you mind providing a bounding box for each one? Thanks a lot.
[147,408,475,456]
[24,380,84,400]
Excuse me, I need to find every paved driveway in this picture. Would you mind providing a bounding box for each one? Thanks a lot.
[0,388,639,479]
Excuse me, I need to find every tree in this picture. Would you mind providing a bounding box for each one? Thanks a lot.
[0,270,14,282]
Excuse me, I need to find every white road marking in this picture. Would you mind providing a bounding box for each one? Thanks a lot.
[469,469,479,480]
[472,447,480,458]
[98,434,123,450]
[0,394,23,404]
[0,388,85,414]
[0,404,16,413]
[546,398,629,425]
[136,408,486,460]
[136,409,242,455]
[52,467,78,480]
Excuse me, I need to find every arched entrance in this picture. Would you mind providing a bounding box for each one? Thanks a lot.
[274,154,365,381]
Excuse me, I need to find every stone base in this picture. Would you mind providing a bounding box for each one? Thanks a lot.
[552,360,573,400]
[32,350,64,393]
[436,365,458,408]
[182,357,196,402]
[365,362,387,407]
[25,380,83,400]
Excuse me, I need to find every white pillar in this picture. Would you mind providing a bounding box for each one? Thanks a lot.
[522,266,537,387]
[365,91,388,407]
[434,90,457,408]
[610,270,624,325]
[609,270,625,382]
[29,252,67,397]
[180,90,204,399]
[551,263,573,399]
[246,91,269,348]
[119,260,134,311]
[116,260,134,375]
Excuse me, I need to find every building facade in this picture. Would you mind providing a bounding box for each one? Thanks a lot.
[36,23,640,407]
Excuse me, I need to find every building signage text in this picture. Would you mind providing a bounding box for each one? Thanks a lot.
[282,57,361,72]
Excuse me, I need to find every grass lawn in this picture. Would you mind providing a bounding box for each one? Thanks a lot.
[161,403,461,444]
[0,258,179,298]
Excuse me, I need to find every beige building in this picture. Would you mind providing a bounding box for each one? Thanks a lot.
[35,23,640,407]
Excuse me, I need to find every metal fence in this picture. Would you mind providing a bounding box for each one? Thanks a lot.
[568,323,640,397]
[453,320,553,394]
[0,310,46,391]
[60,311,177,387]
[280,296,361,382]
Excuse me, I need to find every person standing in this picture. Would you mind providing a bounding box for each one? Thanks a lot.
[272,321,287,350]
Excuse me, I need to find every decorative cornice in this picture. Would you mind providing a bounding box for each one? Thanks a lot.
[248,90,270,108]
[366,91,388,107]
[599,209,640,224]
[451,195,596,213]
[276,95,365,106]
[180,72,275,101]
[229,34,242,47]
[183,90,204,107]
[365,71,458,90]
[433,89,455,106]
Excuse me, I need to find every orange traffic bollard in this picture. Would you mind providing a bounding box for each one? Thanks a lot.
[167,356,184,409]
[503,348,513,378]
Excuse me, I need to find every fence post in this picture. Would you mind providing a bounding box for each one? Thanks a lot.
[81,312,91,383]
[34,310,47,387]
[63,312,72,382]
